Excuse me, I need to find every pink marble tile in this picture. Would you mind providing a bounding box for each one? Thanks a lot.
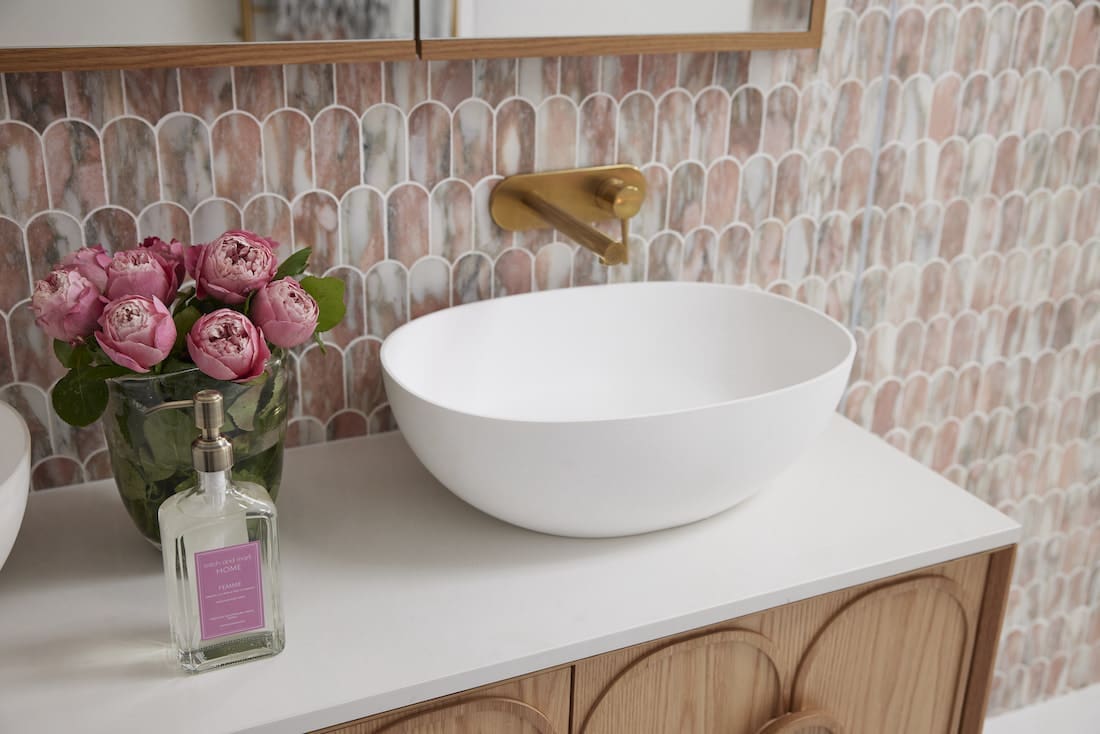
[474,59,517,107]
[704,159,739,230]
[668,162,704,233]
[158,115,213,211]
[600,56,640,100]
[8,304,63,391]
[179,67,233,123]
[928,76,960,143]
[123,69,179,124]
[922,6,957,78]
[985,5,1019,76]
[684,88,727,165]
[493,248,533,296]
[647,232,683,282]
[361,105,407,191]
[0,320,13,390]
[837,147,871,215]
[958,73,990,140]
[452,251,492,304]
[408,103,451,190]
[5,72,65,132]
[1014,5,1044,73]
[681,229,717,283]
[829,80,863,152]
[773,154,807,223]
[1041,3,1075,70]
[1073,129,1100,188]
[291,191,339,272]
[327,411,367,442]
[135,202,192,257]
[286,64,335,118]
[532,96,577,172]
[430,179,472,260]
[614,92,653,165]
[473,176,511,256]
[728,86,763,161]
[517,58,559,103]
[101,117,159,214]
[409,256,451,319]
[263,109,313,199]
[495,99,534,176]
[642,55,673,96]
[63,71,124,129]
[83,207,136,252]
[365,260,407,338]
[211,113,263,206]
[335,63,383,113]
[761,85,797,159]
[191,199,241,244]
[430,61,473,109]
[452,100,493,186]
[0,122,48,224]
[385,61,428,111]
[314,107,361,199]
[714,51,750,94]
[298,345,344,423]
[892,7,925,80]
[345,339,386,416]
[715,224,750,285]
[233,66,285,119]
[386,183,428,268]
[678,52,715,95]
[338,186,383,270]
[534,242,573,291]
[955,6,988,76]
[0,217,29,310]
[43,120,104,219]
[856,8,890,83]
[738,155,775,227]
[873,143,903,209]
[240,196,290,258]
[656,90,692,166]
[25,210,81,282]
[578,94,616,167]
[560,56,599,103]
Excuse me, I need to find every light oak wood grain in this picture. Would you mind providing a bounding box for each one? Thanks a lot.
[958,546,1016,733]
[312,666,570,734]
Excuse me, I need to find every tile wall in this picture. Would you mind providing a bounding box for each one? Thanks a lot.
[0,0,1096,714]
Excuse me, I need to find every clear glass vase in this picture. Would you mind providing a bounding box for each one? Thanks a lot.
[102,352,288,548]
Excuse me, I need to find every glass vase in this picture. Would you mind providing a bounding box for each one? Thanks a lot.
[102,352,288,548]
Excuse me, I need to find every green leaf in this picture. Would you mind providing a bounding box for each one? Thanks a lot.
[312,332,327,354]
[53,340,74,368]
[274,247,312,281]
[172,306,201,352]
[300,275,346,333]
[50,364,127,427]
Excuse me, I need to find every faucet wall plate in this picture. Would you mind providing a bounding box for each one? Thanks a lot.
[489,165,647,232]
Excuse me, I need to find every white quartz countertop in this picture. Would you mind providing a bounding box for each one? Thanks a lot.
[0,415,1020,734]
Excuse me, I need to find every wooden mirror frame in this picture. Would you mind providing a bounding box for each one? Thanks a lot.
[0,0,824,72]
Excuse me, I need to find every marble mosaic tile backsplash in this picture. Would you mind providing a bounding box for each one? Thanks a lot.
[0,0,1097,715]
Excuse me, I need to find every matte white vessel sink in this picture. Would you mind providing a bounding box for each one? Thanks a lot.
[0,400,30,572]
[382,282,856,537]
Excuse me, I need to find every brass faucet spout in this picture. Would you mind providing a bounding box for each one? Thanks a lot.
[520,190,628,266]
[489,165,646,268]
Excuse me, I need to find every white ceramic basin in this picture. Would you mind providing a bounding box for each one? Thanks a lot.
[382,282,856,537]
[0,401,31,571]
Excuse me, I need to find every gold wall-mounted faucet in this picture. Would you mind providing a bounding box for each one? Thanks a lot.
[489,165,647,266]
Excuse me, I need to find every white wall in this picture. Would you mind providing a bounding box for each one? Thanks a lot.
[0,0,239,46]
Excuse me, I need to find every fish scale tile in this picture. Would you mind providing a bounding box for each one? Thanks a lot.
[0,0,1096,713]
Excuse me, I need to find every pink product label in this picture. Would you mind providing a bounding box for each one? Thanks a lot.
[195,541,265,641]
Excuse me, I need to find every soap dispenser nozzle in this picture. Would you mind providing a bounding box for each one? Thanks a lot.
[147,389,233,473]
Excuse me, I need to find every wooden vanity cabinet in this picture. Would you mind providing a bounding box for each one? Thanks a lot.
[316,547,1014,734]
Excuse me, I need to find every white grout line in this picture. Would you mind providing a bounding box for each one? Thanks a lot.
[849,0,900,332]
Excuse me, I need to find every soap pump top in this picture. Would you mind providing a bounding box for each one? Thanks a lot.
[149,389,233,473]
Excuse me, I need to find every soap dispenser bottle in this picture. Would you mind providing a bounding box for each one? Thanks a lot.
[154,389,285,673]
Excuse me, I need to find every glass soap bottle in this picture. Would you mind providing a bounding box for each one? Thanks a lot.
[154,389,285,673]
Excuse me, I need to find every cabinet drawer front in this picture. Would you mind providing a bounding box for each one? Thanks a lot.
[574,555,990,734]
[315,666,571,734]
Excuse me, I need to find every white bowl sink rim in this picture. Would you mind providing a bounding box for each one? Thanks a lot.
[0,401,30,482]
[381,281,856,425]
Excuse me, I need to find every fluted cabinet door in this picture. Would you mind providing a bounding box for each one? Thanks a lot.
[315,667,570,734]
[577,629,784,734]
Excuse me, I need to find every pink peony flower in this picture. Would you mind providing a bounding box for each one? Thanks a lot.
[105,249,178,304]
[139,236,186,283]
[60,245,111,292]
[185,230,278,305]
[31,268,105,343]
[186,309,271,382]
[250,278,319,348]
[95,296,176,373]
